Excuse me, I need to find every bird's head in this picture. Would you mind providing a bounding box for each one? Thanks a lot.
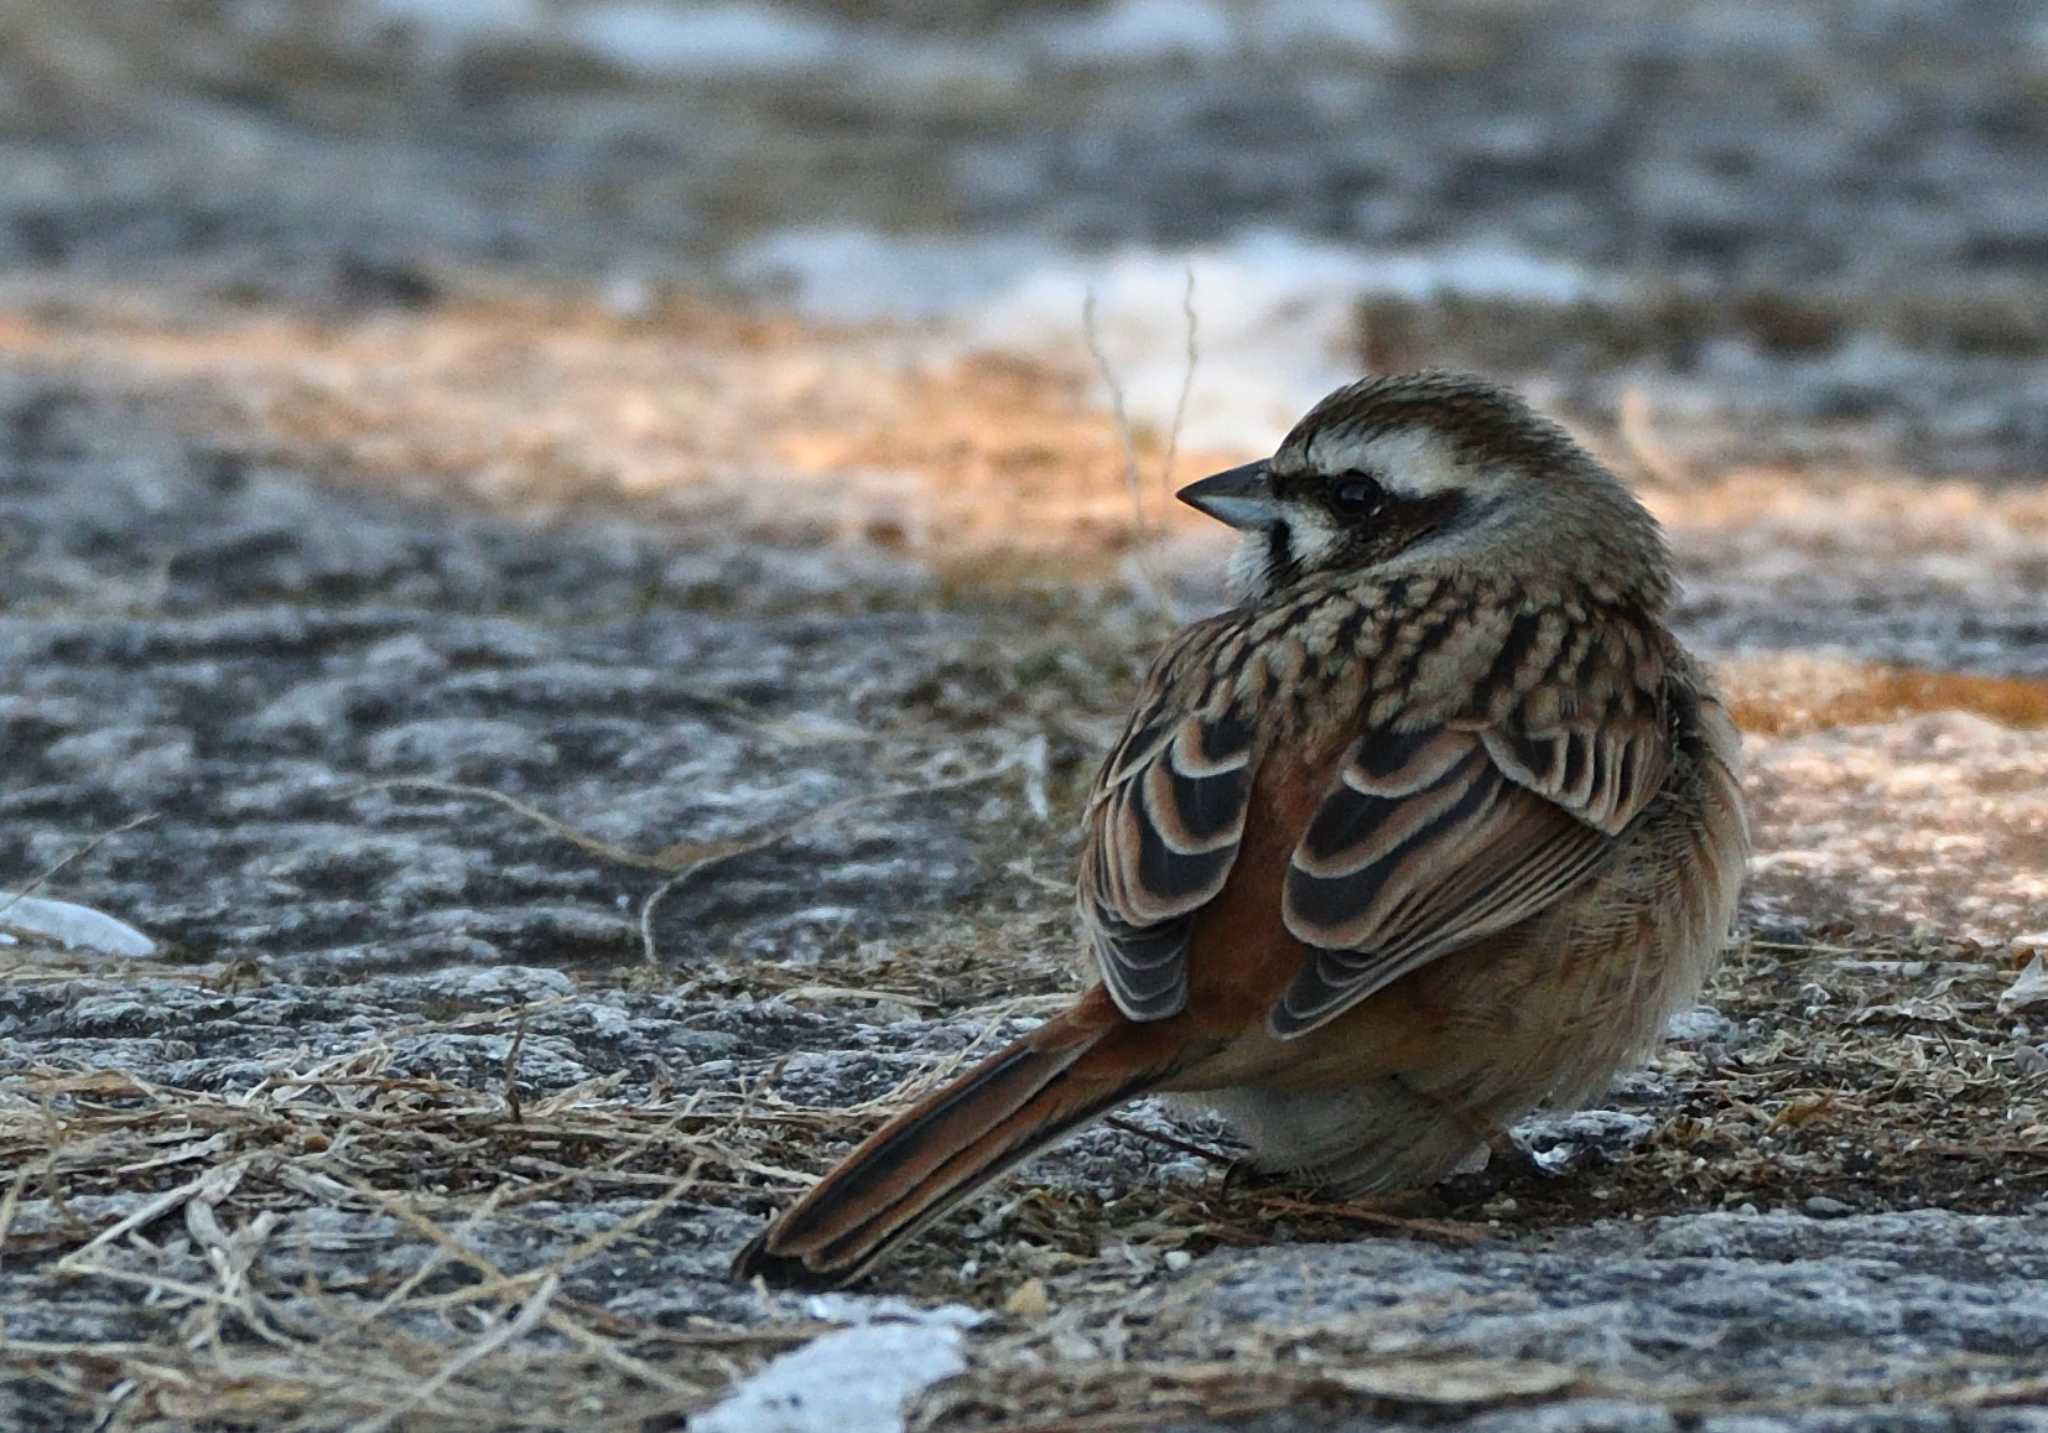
[1177,371,1670,608]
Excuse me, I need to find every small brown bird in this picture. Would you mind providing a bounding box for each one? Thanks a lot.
[733,371,1747,1287]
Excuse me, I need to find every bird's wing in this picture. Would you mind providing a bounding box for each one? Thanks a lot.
[1270,610,1672,1038]
[1078,618,1258,1021]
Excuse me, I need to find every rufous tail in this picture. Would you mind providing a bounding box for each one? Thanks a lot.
[731,994,1166,1287]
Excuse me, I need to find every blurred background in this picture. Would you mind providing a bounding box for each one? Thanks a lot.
[7,0,2048,473]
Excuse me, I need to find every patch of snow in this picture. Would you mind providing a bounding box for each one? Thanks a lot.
[359,0,1404,78]
[1030,0,1405,64]
[968,233,1596,448]
[993,233,1596,448]
[798,1294,984,1330]
[727,227,1603,450]
[693,1320,968,1433]
[566,1,851,76]
[366,0,545,57]
[1035,0,1232,62]
[728,230,1054,324]
[0,896,157,958]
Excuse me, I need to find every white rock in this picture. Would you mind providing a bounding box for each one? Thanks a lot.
[694,1322,967,1433]
[0,896,157,958]
[1999,954,2048,1016]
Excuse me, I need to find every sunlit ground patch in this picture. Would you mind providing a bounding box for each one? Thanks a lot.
[1739,711,2048,947]
[1723,656,2048,738]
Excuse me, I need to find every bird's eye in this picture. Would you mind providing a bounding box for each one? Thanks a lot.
[1332,477,1382,511]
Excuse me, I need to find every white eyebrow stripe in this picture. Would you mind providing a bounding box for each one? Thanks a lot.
[1305,427,1469,499]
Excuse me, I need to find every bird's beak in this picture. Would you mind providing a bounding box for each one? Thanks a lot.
[1175,461,1278,531]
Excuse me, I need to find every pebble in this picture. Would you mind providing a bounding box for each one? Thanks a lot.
[1004,1277,1050,1318]
[1804,1196,1855,1218]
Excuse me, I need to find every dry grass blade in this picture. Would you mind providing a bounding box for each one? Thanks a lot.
[365,762,1021,881]
[0,1023,868,1429]
[1613,387,1682,489]
[355,767,1025,968]
[57,1160,246,1274]
[1158,265,1200,505]
[1082,285,1192,620]
[1104,1115,1236,1171]
[0,813,157,922]
[343,1273,561,1433]
[350,780,676,872]
[1251,1195,1495,1245]
[1083,287,1149,549]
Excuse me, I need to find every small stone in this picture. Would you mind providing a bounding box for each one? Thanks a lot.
[1805,1196,1854,1218]
[2000,954,2048,1016]
[1163,1250,1192,1272]
[1003,1277,1050,1318]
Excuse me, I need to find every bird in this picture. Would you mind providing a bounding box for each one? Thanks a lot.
[732,370,1748,1288]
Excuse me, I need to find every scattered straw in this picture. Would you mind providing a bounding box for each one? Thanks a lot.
[0,1019,833,1429]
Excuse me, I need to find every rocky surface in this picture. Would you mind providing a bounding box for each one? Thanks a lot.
[0,372,1009,979]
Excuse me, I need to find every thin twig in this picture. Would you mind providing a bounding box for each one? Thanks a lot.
[502,1015,528,1124]
[58,1161,244,1273]
[1158,264,1199,505]
[350,781,671,871]
[1105,1115,1236,1170]
[0,812,157,919]
[632,763,1017,964]
[1083,286,1175,619]
[1253,1194,1496,1245]
[1083,287,1147,546]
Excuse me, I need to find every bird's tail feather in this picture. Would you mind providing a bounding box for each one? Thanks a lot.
[731,1002,1163,1287]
